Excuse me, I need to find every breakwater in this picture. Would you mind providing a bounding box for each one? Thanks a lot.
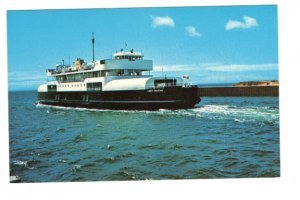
[198,86,279,97]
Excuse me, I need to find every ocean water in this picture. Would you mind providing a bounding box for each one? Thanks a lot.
[9,91,280,182]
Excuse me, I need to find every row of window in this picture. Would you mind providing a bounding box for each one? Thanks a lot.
[56,71,143,82]
[115,56,142,60]
[58,83,86,88]
[56,72,101,82]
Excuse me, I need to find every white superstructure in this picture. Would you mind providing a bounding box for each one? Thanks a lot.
[38,49,184,93]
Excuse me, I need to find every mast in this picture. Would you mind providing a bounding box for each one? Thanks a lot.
[92,32,95,62]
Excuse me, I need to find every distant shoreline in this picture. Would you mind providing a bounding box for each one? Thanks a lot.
[198,80,279,88]
[233,80,279,87]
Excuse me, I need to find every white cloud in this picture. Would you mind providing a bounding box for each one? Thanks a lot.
[185,26,201,37]
[152,63,278,84]
[153,64,196,72]
[225,16,258,30]
[153,63,278,73]
[9,74,45,81]
[8,71,46,90]
[206,63,278,72]
[9,80,45,86]
[151,16,175,28]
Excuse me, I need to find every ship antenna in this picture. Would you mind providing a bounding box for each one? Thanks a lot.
[92,32,95,62]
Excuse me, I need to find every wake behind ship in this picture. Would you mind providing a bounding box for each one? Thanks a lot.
[37,34,200,110]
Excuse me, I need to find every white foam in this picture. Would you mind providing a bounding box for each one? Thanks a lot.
[12,160,35,169]
[36,103,149,113]
[13,160,27,166]
[36,102,279,122]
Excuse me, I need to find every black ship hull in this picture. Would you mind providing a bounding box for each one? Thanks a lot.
[38,86,200,110]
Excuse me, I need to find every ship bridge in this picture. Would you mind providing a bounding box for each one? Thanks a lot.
[113,49,143,61]
[93,49,153,74]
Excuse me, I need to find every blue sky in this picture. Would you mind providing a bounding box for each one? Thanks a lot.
[7,5,278,91]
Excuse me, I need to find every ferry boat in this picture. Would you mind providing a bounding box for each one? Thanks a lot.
[37,34,200,110]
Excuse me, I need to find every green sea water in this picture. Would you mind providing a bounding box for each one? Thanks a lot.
[9,91,280,182]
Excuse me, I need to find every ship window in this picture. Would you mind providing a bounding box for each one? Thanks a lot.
[92,71,100,77]
[47,85,57,92]
[87,82,102,91]
[154,79,177,88]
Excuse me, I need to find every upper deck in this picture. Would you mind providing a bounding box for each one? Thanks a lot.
[47,49,153,77]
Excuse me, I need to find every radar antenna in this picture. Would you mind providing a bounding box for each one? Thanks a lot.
[92,32,95,62]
